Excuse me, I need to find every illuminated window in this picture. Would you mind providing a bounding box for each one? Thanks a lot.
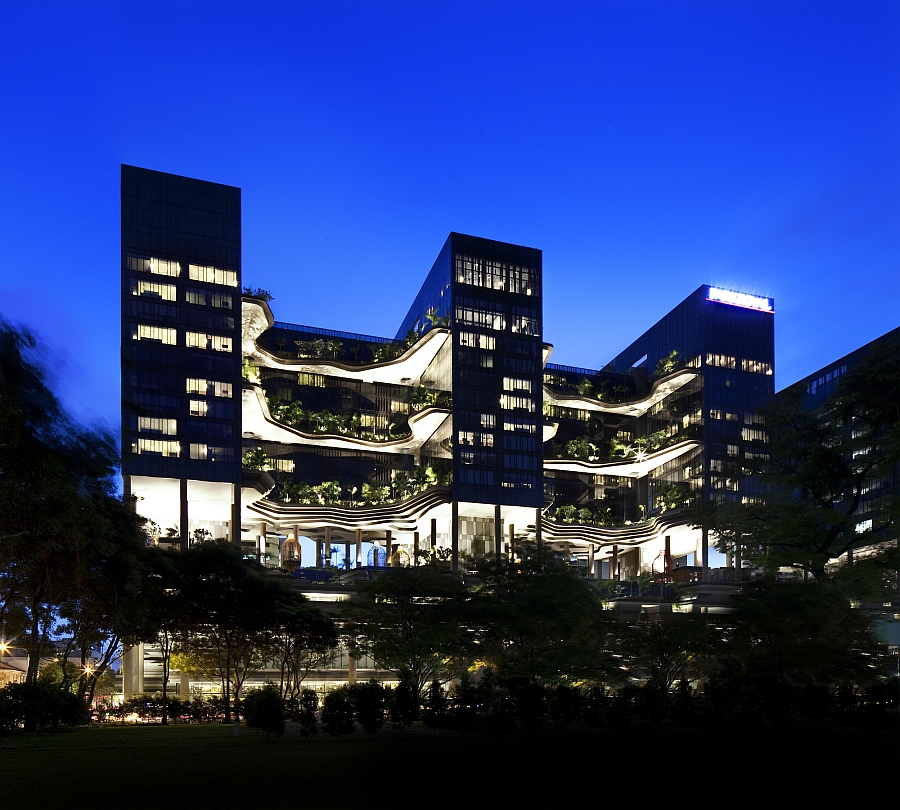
[710,460,723,472]
[741,428,767,443]
[727,444,740,456]
[297,372,325,387]
[709,409,722,420]
[480,414,496,428]
[274,458,295,472]
[500,394,536,412]
[455,305,504,331]
[454,255,539,296]
[136,324,176,345]
[856,519,872,534]
[190,400,208,417]
[213,381,232,398]
[134,281,176,301]
[128,255,180,277]
[458,431,494,447]
[209,335,232,353]
[188,264,238,287]
[745,412,765,425]
[186,331,208,349]
[186,378,208,394]
[190,443,208,460]
[706,353,736,369]
[459,332,496,350]
[186,288,233,309]
[138,417,177,435]
[503,377,533,393]
[725,413,738,422]
[135,438,180,457]
[503,419,536,433]
[742,359,773,375]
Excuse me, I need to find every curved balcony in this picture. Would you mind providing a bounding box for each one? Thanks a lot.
[248,484,453,533]
[543,420,559,442]
[543,368,699,417]
[541,509,699,549]
[242,383,450,454]
[543,439,700,479]
[242,299,450,387]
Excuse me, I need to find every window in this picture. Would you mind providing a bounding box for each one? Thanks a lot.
[725,412,738,422]
[510,308,540,337]
[502,473,535,489]
[742,359,773,375]
[480,413,496,428]
[190,400,208,416]
[500,394,536,412]
[709,409,722,420]
[503,454,538,470]
[297,372,325,387]
[455,304,504,331]
[274,458,295,472]
[710,459,723,472]
[135,324,176,345]
[856,519,873,534]
[741,428,768,443]
[135,438,180,457]
[727,444,740,456]
[745,411,765,425]
[186,332,232,352]
[189,443,208,460]
[186,378,208,395]
[138,417,177,435]
[186,288,233,309]
[457,469,494,485]
[503,419,536,433]
[188,264,238,287]
[128,255,180,277]
[745,450,768,460]
[134,281,176,301]
[458,431,494,447]
[459,331,496,350]
[454,255,539,296]
[503,377,533,393]
[707,353,736,369]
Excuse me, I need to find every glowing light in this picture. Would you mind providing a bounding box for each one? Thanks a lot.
[707,287,773,313]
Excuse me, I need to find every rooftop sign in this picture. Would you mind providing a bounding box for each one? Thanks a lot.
[707,287,774,313]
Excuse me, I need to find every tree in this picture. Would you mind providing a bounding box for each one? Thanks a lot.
[242,683,285,739]
[620,616,717,691]
[351,679,386,737]
[472,544,618,684]
[349,568,469,702]
[704,344,900,583]
[321,686,355,737]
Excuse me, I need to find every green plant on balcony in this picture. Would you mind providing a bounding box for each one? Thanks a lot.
[371,342,404,363]
[326,339,343,358]
[425,307,450,329]
[294,338,327,359]
[362,483,391,506]
[654,349,681,378]
[410,386,451,412]
[242,357,260,384]
[610,430,670,459]
[242,287,274,302]
[574,378,593,397]
[242,447,271,470]
[315,480,342,505]
[562,438,601,461]
[403,329,421,349]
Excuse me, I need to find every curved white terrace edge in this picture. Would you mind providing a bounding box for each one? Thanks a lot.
[242,383,450,454]
[543,440,701,479]
[543,368,699,417]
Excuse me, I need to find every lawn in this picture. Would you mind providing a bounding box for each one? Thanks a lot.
[1,720,898,808]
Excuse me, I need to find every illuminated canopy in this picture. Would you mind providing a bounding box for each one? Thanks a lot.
[707,287,774,313]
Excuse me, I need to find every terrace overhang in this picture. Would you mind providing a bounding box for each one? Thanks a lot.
[543,440,700,479]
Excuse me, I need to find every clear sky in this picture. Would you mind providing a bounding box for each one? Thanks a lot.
[1,1,898,437]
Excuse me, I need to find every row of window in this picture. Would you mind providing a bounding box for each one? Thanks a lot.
[131,438,234,461]
[706,353,773,374]
[454,255,539,296]
[186,378,232,397]
[132,324,232,352]
[808,364,848,395]
[128,255,238,287]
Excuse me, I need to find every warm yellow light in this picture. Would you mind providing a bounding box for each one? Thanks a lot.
[0,642,8,653]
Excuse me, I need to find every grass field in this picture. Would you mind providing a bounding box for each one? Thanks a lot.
[1,720,898,808]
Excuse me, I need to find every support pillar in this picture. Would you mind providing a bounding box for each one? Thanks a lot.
[385,530,392,567]
[122,646,134,700]
[700,526,709,580]
[509,524,515,561]
[413,531,420,566]
[588,544,595,580]
[430,518,437,548]
[348,655,357,686]
[355,529,362,568]
[664,534,672,578]
[135,643,145,694]
[316,538,323,568]
[180,478,189,552]
[451,501,459,574]
[179,671,190,698]
[344,543,350,571]
[258,522,266,565]
[324,527,331,568]
[612,545,619,581]
[231,482,241,547]
[734,539,741,583]
[494,504,502,563]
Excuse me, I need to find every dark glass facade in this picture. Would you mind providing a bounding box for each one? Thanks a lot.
[121,165,242,494]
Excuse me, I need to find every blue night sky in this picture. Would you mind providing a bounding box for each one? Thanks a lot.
[1,1,898,439]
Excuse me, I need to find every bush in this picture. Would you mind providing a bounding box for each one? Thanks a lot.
[242,684,285,739]
[351,680,386,737]
[321,686,355,738]
[0,683,88,735]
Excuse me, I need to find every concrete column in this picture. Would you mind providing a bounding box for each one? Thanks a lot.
[588,544,595,579]
[612,545,619,581]
[664,535,672,577]
[122,646,134,699]
[344,543,350,571]
[258,522,266,564]
[700,527,709,580]
[135,643,145,694]
[734,539,741,583]
[451,502,459,574]
[348,655,357,686]
[385,530,392,566]
[180,478,189,552]
[316,539,323,568]
[231,482,241,547]
[430,518,437,548]
[494,504,502,563]
[179,671,190,698]
[324,527,332,567]
[534,508,542,552]
[413,532,420,566]
[355,529,362,568]
[509,524,515,560]
[294,525,302,568]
